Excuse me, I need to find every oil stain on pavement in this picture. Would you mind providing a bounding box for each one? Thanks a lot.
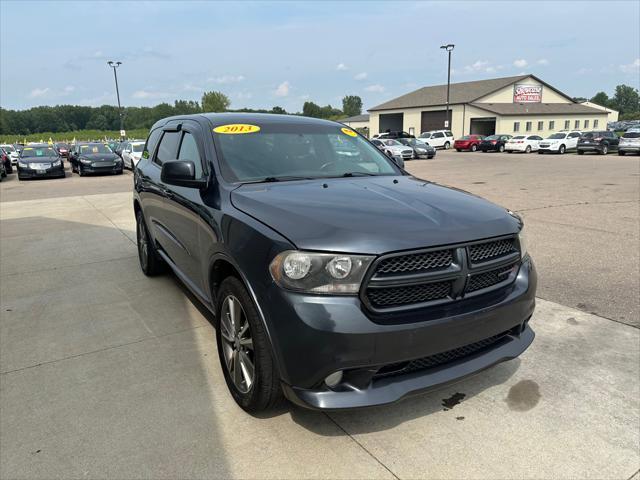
[442,392,466,410]
[506,380,541,412]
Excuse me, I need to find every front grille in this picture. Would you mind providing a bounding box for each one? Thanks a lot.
[468,238,517,263]
[377,249,453,275]
[367,281,452,308]
[92,161,115,167]
[374,332,509,379]
[466,263,517,293]
[362,236,520,311]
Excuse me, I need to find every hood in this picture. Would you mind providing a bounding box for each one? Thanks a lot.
[387,144,412,152]
[20,156,58,163]
[231,176,520,254]
[79,153,119,161]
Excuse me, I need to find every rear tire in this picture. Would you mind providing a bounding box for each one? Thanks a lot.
[471,144,478,152]
[525,145,532,153]
[135,209,166,276]
[444,141,450,150]
[456,149,461,152]
[618,151,625,156]
[601,144,608,155]
[216,277,282,412]
[577,150,584,155]
[498,144,505,153]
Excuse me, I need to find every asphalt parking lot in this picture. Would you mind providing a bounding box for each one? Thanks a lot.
[1,153,639,479]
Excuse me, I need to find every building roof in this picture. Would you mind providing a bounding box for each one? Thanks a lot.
[471,103,605,115]
[339,114,370,123]
[368,74,576,111]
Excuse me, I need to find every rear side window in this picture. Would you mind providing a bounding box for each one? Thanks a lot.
[155,131,181,166]
[624,132,640,138]
[178,132,203,178]
[142,129,162,161]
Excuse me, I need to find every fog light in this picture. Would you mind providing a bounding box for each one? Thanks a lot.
[324,371,343,388]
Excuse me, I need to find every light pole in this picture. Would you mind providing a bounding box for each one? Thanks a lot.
[107,61,124,140]
[440,44,455,130]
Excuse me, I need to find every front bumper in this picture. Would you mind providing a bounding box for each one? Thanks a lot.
[538,144,560,152]
[261,257,537,410]
[80,162,123,174]
[619,145,640,153]
[17,164,65,178]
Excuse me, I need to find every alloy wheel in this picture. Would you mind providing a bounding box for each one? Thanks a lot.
[220,295,255,394]
[137,216,149,270]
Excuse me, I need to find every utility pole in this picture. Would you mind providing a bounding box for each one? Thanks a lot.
[107,61,124,140]
[440,44,455,129]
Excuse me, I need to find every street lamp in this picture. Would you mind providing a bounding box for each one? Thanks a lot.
[107,61,124,140]
[440,44,455,130]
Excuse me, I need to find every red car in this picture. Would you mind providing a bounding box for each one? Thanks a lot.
[454,134,485,152]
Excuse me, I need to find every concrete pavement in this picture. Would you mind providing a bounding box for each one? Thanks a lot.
[1,156,639,479]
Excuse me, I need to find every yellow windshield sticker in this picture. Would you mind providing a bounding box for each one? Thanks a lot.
[341,127,357,137]
[23,148,33,151]
[213,124,260,135]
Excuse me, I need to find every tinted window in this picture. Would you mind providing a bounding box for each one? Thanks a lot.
[155,131,181,165]
[564,120,570,129]
[537,121,544,131]
[432,132,444,138]
[549,121,555,130]
[142,128,163,161]
[445,131,453,137]
[594,120,599,128]
[568,132,581,138]
[80,144,111,154]
[624,132,640,138]
[513,122,520,132]
[21,147,57,158]
[525,122,532,132]
[513,136,525,139]
[178,132,203,178]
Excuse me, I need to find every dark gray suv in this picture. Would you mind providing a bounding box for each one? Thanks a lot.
[133,113,537,412]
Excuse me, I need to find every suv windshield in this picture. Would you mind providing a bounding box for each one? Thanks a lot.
[547,133,566,139]
[80,144,111,154]
[21,147,56,158]
[214,123,398,182]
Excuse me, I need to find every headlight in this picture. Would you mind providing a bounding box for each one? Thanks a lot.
[80,158,92,164]
[518,225,528,259]
[52,159,61,166]
[270,250,374,294]
[18,161,28,168]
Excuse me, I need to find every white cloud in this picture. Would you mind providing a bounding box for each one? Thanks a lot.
[577,67,592,75]
[274,81,290,97]
[63,85,75,93]
[336,63,348,71]
[365,84,385,93]
[620,58,640,73]
[513,59,528,68]
[537,58,549,66]
[207,74,245,84]
[132,89,172,99]
[236,92,253,100]
[452,60,502,76]
[354,72,368,80]
[28,87,50,98]
[299,94,310,101]
[182,83,203,92]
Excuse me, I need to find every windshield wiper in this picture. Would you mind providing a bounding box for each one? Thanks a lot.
[246,175,314,184]
[340,171,377,177]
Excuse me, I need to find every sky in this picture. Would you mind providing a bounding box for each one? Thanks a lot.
[1,1,639,112]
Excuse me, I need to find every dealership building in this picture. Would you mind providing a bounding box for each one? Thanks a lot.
[368,74,609,139]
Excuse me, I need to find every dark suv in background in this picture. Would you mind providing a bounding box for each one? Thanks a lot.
[577,130,620,155]
[133,113,536,412]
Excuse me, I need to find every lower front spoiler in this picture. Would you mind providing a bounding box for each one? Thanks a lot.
[282,325,534,410]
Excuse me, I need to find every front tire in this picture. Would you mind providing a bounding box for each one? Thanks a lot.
[558,145,566,154]
[618,151,625,156]
[78,165,84,176]
[471,144,478,152]
[216,277,282,412]
[456,148,461,152]
[600,144,608,155]
[577,150,584,155]
[444,141,450,150]
[498,144,505,153]
[135,209,166,276]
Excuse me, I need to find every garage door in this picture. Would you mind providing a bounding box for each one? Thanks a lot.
[421,110,449,133]
[469,117,496,136]
[379,113,403,133]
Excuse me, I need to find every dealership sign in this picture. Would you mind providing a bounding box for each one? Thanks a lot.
[513,84,542,103]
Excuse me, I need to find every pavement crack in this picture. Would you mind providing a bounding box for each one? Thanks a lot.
[323,412,401,480]
[0,255,137,277]
[82,195,136,245]
[627,468,640,480]
[516,199,638,213]
[0,325,207,376]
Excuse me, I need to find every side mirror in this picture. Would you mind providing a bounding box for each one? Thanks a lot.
[161,160,207,189]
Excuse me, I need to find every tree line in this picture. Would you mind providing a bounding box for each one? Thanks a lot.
[572,84,640,121]
[0,92,364,135]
